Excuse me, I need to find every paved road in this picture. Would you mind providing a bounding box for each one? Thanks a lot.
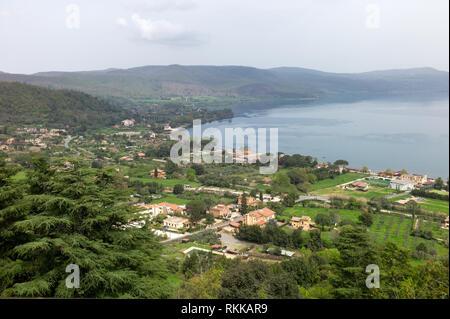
[385,191,411,199]
[64,136,73,148]
[296,195,330,203]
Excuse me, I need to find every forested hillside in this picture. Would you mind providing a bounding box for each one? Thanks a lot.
[0,65,447,101]
[0,82,125,130]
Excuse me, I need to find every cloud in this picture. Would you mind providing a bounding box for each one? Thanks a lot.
[130,13,203,46]
[117,17,128,27]
[127,0,197,12]
[0,9,10,17]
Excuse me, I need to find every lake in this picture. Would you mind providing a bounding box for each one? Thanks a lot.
[200,97,449,178]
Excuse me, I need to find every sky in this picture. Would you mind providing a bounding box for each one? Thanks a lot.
[0,0,448,74]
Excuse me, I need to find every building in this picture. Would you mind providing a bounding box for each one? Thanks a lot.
[242,208,276,227]
[399,174,427,186]
[290,216,315,231]
[138,202,184,218]
[351,181,369,191]
[121,119,135,127]
[209,204,231,218]
[163,216,190,230]
[151,168,166,179]
[389,180,415,191]
[443,216,449,230]
[238,195,260,207]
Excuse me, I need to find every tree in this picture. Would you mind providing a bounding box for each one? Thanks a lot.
[282,193,297,207]
[315,213,332,230]
[334,159,349,167]
[434,177,445,190]
[0,158,172,298]
[385,168,393,175]
[239,195,248,215]
[291,228,303,248]
[186,168,196,182]
[173,184,184,195]
[358,212,374,227]
[153,167,158,178]
[332,226,378,298]
[406,200,420,230]
[205,213,215,225]
[165,160,179,175]
[361,166,369,173]
[187,200,207,223]
[400,169,408,175]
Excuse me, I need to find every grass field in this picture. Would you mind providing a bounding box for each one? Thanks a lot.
[312,185,399,199]
[281,206,362,222]
[418,198,449,215]
[310,173,367,191]
[130,176,201,188]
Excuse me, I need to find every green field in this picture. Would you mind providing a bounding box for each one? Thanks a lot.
[369,214,448,256]
[282,206,361,222]
[130,176,201,188]
[419,198,449,215]
[310,173,367,191]
[313,185,399,199]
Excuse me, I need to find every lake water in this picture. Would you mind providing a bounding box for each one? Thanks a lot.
[199,97,449,178]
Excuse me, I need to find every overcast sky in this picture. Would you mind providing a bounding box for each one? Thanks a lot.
[0,0,448,74]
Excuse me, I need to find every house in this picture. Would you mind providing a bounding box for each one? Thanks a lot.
[209,204,231,218]
[291,216,315,231]
[0,145,9,151]
[351,181,369,191]
[443,216,449,230]
[163,216,190,230]
[238,195,260,207]
[138,202,184,218]
[399,174,427,186]
[242,208,276,227]
[389,180,415,191]
[151,168,166,179]
[121,119,135,127]
[137,152,146,158]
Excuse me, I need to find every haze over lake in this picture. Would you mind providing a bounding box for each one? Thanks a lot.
[201,97,449,178]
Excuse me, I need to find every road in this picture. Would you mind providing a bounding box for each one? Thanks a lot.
[385,191,411,199]
[296,195,330,203]
[64,136,73,148]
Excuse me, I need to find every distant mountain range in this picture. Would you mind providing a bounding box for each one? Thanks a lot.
[0,65,448,101]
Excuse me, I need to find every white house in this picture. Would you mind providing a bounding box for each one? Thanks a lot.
[389,179,414,191]
[163,216,191,230]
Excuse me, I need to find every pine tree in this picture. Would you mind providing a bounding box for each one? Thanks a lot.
[0,157,172,298]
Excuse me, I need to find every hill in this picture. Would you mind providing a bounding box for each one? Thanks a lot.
[0,65,447,102]
[0,82,126,130]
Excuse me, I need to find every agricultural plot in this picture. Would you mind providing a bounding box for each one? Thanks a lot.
[309,173,367,191]
[312,185,399,199]
[282,206,362,222]
[418,198,449,215]
[368,214,448,256]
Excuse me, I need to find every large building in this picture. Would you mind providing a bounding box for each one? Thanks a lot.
[389,180,415,191]
[138,202,184,218]
[238,195,260,207]
[242,208,276,227]
[399,174,427,186]
[209,204,231,218]
[163,216,190,230]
